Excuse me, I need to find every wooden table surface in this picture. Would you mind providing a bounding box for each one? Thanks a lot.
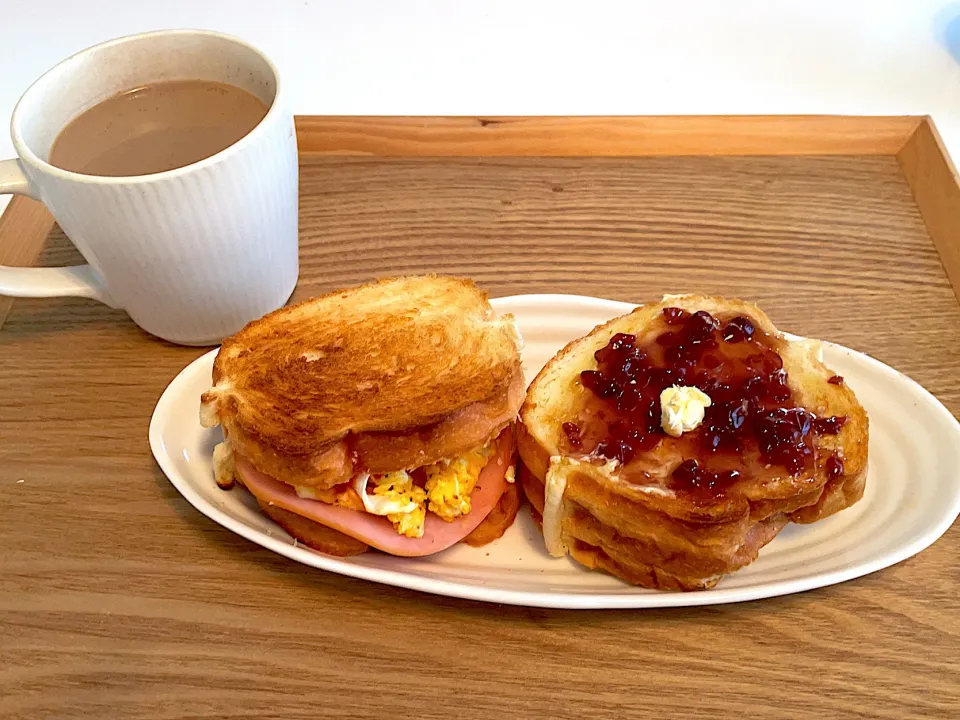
[2,155,959,719]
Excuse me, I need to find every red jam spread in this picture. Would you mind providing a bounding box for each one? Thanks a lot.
[565,307,846,498]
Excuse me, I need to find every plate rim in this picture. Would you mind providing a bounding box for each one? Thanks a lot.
[149,292,960,609]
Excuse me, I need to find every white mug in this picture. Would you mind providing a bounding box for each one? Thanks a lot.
[0,29,299,345]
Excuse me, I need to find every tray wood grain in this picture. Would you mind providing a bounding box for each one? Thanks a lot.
[1,116,959,719]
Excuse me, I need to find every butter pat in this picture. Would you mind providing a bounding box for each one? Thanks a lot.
[660,385,712,437]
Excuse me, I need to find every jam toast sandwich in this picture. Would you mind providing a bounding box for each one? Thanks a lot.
[518,294,868,590]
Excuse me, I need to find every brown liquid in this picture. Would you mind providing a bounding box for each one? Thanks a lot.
[49,80,269,177]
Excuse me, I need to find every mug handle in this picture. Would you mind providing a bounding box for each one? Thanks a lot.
[0,159,115,306]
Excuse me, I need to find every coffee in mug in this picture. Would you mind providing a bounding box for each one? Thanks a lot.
[49,80,269,177]
[0,30,299,346]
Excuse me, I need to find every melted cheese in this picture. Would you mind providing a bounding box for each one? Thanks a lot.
[543,456,575,557]
[212,437,236,488]
[295,485,322,500]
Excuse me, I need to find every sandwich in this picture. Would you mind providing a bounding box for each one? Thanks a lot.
[517,294,869,590]
[199,275,524,557]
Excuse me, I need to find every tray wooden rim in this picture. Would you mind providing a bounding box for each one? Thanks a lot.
[296,114,925,156]
[1,114,958,331]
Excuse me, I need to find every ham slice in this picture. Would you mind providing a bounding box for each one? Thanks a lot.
[236,429,514,557]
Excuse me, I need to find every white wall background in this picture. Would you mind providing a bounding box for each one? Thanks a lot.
[2,0,959,215]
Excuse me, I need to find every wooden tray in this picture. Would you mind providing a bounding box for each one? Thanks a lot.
[2,116,959,718]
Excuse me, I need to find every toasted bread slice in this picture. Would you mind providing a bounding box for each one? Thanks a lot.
[518,294,868,590]
[201,276,524,489]
[463,474,522,547]
[257,501,370,556]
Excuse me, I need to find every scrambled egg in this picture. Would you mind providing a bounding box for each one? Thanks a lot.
[354,443,496,537]
[295,483,363,511]
[355,471,427,538]
[424,443,496,522]
[660,385,712,437]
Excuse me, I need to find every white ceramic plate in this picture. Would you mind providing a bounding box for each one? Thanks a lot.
[150,294,960,608]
